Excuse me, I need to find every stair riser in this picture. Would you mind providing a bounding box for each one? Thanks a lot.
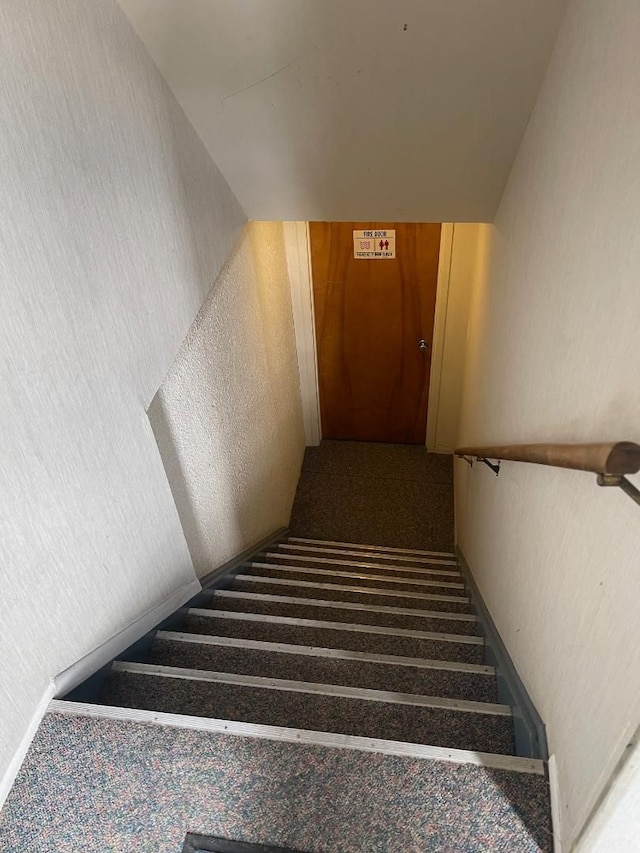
[182,614,485,664]
[245,564,464,596]
[103,672,514,754]
[208,595,479,636]
[231,578,472,614]
[149,639,499,703]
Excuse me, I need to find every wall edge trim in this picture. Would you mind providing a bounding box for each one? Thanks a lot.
[426,222,454,449]
[63,527,290,704]
[198,527,289,589]
[284,221,321,446]
[456,545,548,760]
[52,577,202,699]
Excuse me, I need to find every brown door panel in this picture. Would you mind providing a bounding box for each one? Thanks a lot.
[310,222,441,444]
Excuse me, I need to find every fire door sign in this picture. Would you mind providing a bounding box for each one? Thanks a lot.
[353,229,396,259]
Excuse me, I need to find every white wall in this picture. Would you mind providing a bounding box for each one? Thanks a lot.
[149,222,306,577]
[0,0,247,788]
[455,0,640,847]
[117,0,566,223]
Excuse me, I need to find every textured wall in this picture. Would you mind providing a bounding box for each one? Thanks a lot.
[149,222,305,577]
[455,0,640,846]
[0,0,246,785]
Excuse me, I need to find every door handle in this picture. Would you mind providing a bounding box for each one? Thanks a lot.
[418,339,429,353]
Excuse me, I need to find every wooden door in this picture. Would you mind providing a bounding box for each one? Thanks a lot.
[310,222,441,444]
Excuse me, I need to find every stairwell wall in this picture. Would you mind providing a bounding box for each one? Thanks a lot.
[0,0,279,793]
[454,0,640,847]
[148,221,306,577]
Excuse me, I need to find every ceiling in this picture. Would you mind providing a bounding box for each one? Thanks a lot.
[118,0,566,222]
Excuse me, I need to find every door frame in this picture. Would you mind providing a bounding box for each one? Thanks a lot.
[283,221,322,445]
[284,221,454,449]
[425,222,454,451]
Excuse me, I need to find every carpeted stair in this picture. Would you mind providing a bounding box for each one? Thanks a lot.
[0,536,553,852]
[101,538,510,752]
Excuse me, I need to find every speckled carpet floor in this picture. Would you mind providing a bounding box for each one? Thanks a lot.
[0,712,552,853]
[289,441,454,552]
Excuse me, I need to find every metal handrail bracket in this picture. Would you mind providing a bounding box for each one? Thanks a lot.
[477,457,501,476]
[597,473,640,507]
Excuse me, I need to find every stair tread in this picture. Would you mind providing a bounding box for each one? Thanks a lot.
[149,637,499,702]
[270,548,461,574]
[288,536,457,559]
[232,575,472,613]
[156,631,494,673]
[215,588,476,621]
[189,608,482,644]
[183,611,485,664]
[247,561,467,594]
[113,660,509,714]
[103,669,515,754]
[209,590,480,635]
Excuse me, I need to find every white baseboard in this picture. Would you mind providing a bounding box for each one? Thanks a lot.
[0,577,201,811]
[0,681,55,812]
[549,753,564,853]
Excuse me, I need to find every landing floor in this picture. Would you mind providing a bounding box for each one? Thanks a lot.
[290,441,454,552]
[0,711,551,852]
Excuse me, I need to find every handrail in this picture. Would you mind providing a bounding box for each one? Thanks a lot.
[454,441,640,506]
[455,442,640,475]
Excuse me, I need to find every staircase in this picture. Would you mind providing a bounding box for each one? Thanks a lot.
[0,535,553,852]
[106,536,516,752]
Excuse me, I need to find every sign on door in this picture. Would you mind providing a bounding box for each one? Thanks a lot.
[353,229,396,259]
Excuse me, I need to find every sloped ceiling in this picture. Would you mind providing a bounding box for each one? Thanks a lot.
[118,0,566,222]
